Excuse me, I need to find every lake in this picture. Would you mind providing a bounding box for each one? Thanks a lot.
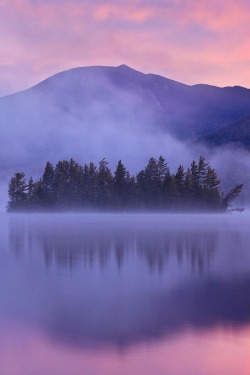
[0,212,250,375]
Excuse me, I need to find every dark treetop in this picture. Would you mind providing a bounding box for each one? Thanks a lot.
[7,156,242,212]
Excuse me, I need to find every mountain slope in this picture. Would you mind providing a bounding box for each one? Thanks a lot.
[201,115,250,149]
[1,64,250,188]
[2,64,250,141]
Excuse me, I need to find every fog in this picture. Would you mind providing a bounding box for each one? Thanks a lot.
[0,65,250,210]
[2,212,250,348]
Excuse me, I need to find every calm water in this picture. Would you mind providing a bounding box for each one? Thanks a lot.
[1,213,250,375]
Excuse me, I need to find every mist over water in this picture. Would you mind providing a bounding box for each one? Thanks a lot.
[0,212,250,375]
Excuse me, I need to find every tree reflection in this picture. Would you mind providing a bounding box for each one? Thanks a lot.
[9,215,218,274]
[6,214,250,349]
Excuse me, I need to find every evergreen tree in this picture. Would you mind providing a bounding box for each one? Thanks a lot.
[83,162,99,208]
[127,174,137,208]
[98,159,113,209]
[190,160,199,190]
[157,156,169,184]
[162,169,173,209]
[7,172,28,211]
[114,160,127,185]
[114,160,129,209]
[204,166,221,209]
[54,160,70,207]
[42,162,55,208]
[27,177,34,201]
[183,168,192,209]
[68,159,83,207]
[166,175,178,209]
[136,169,146,208]
[174,165,185,207]
[144,157,162,208]
[198,156,209,188]
[6,155,243,212]
[190,160,203,208]
[54,159,84,208]
[221,184,243,211]
[32,179,44,208]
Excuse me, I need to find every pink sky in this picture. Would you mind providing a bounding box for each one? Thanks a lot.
[1,0,250,96]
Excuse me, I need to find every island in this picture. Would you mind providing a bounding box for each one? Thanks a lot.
[7,156,243,212]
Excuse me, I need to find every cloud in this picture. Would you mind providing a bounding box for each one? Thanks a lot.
[1,0,250,95]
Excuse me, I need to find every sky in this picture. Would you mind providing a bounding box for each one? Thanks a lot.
[1,0,250,96]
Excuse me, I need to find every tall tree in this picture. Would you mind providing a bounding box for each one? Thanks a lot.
[6,155,243,212]
[83,162,99,208]
[98,159,113,209]
[204,166,221,209]
[198,156,209,188]
[175,165,185,207]
[157,156,169,184]
[144,157,162,208]
[42,162,55,208]
[183,168,192,209]
[114,160,129,209]
[7,172,27,211]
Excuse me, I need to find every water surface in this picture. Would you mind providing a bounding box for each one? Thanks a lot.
[1,213,250,375]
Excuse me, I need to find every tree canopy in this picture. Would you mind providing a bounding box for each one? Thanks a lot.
[7,156,243,212]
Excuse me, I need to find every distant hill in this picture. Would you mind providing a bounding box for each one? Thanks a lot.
[201,115,250,149]
[2,64,250,140]
[1,64,250,207]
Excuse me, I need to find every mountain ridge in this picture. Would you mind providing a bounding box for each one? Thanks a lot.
[3,64,249,101]
[1,64,250,173]
[201,114,250,149]
[1,64,250,207]
[2,64,249,139]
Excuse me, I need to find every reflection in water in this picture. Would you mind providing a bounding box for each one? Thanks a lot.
[9,214,218,274]
[1,325,250,375]
[2,213,250,374]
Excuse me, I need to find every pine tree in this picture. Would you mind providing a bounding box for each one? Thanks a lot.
[83,162,99,208]
[198,156,209,188]
[190,161,199,189]
[6,155,243,212]
[114,160,129,209]
[204,166,221,209]
[32,179,44,208]
[190,160,202,208]
[54,160,70,207]
[144,157,161,208]
[183,168,192,209]
[175,165,185,193]
[42,162,55,208]
[27,177,34,200]
[157,156,169,184]
[136,169,146,208]
[114,160,127,187]
[221,184,243,211]
[162,169,172,209]
[205,166,220,191]
[167,175,178,209]
[68,159,83,207]
[26,177,35,208]
[98,159,113,209]
[7,172,28,211]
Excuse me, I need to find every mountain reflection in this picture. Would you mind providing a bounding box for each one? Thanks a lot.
[9,214,218,273]
[45,276,250,348]
[5,214,250,349]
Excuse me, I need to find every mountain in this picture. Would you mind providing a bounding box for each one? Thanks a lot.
[2,64,250,140]
[201,115,250,149]
[1,64,250,207]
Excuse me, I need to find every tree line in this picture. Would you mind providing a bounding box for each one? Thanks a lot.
[7,156,243,212]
